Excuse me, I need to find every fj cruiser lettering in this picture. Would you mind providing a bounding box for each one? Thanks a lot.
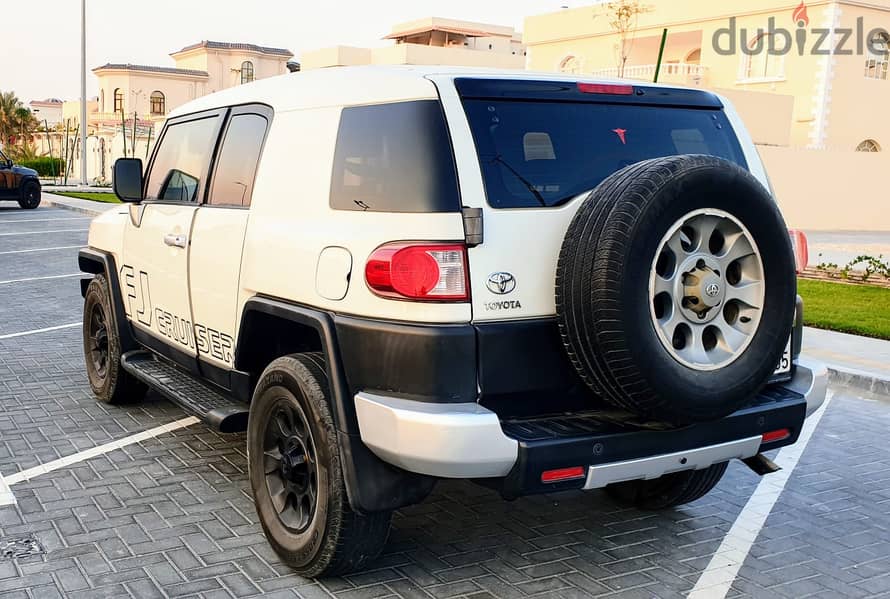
[79,66,828,577]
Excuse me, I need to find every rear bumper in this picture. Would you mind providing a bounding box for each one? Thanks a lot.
[354,359,828,493]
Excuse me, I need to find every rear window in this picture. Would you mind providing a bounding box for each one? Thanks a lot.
[330,100,460,212]
[462,100,747,209]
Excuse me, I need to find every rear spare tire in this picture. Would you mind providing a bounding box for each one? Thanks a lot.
[557,155,795,424]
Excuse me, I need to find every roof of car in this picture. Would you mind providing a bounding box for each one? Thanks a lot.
[165,65,727,122]
[167,65,655,119]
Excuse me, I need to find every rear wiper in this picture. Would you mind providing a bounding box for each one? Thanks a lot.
[490,154,547,207]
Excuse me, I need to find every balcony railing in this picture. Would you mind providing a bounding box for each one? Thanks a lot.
[589,64,708,86]
[89,112,166,125]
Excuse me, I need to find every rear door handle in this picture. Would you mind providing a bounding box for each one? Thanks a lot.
[164,233,188,248]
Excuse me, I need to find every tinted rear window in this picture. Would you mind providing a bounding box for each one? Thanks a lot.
[330,100,460,212]
[462,100,747,209]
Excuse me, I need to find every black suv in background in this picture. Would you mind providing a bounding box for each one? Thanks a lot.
[0,149,41,209]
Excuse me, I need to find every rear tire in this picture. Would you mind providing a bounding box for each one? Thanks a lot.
[83,274,147,404]
[248,352,392,577]
[18,181,41,209]
[605,462,728,510]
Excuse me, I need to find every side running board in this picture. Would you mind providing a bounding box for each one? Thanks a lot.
[120,351,248,433]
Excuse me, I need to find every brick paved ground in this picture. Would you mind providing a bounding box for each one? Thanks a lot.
[0,206,887,598]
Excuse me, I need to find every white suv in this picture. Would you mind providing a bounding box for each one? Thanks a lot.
[79,66,827,577]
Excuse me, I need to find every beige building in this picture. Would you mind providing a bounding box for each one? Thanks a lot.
[302,17,526,70]
[524,0,890,151]
[28,99,63,128]
[93,41,293,124]
[51,41,293,183]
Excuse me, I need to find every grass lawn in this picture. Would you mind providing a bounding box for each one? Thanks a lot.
[50,191,120,204]
[798,278,890,341]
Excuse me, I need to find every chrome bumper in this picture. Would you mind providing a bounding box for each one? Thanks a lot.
[354,358,828,480]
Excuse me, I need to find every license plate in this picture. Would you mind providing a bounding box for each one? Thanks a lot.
[773,337,792,375]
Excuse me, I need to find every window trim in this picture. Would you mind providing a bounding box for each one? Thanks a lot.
[113,88,124,113]
[142,107,228,206]
[204,103,274,209]
[149,91,166,116]
[241,61,255,84]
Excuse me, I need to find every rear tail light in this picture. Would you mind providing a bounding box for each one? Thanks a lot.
[541,466,587,483]
[789,229,809,273]
[365,242,469,301]
[577,82,635,95]
[762,429,791,444]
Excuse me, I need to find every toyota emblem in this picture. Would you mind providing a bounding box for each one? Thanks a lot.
[487,272,516,295]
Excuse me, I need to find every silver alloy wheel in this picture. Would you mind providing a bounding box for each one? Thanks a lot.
[648,208,764,371]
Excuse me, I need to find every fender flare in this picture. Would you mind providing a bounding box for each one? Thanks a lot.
[235,296,437,514]
[78,248,138,353]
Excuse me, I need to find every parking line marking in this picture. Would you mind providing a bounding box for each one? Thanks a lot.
[0,229,86,237]
[0,245,82,255]
[2,416,200,487]
[0,323,82,340]
[0,217,91,224]
[687,391,834,599]
[0,477,14,506]
[0,273,81,285]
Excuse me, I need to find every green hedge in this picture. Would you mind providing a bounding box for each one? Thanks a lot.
[17,157,65,177]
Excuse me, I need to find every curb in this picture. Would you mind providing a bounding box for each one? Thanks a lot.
[43,196,108,217]
[827,366,890,397]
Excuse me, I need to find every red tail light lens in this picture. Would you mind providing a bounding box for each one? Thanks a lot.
[762,429,791,444]
[577,82,635,95]
[541,466,587,483]
[366,243,469,301]
[789,229,809,273]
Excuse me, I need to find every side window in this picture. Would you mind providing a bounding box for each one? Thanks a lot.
[330,100,460,213]
[208,113,269,207]
[145,116,220,202]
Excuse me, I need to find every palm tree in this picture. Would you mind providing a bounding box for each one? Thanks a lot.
[0,91,38,150]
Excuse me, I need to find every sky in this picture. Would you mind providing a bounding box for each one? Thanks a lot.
[9,0,590,104]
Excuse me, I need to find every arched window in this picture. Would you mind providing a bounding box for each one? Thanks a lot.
[150,91,165,115]
[685,48,702,64]
[113,88,124,113]
[856,139,881,152]
[99,89,105,112]
[241,61,255,84]
[865,32,889,80]
[743,34,784,80]
[559,55,581,74]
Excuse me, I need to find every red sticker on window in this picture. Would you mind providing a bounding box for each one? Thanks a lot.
[613,128,628,145]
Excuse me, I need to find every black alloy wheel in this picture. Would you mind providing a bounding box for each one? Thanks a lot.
[263,400,319,533]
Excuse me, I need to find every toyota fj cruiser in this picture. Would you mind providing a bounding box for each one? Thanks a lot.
[0,148,41,209]
[79,66,828,577]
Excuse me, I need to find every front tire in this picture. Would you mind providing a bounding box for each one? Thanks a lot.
[248,353,392,577]
[82,274,146,404]
[18,181,41,209]
[605,462,728,510]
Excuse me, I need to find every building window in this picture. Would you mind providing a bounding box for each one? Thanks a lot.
[865,32,889,80]
[743,34,784,80]
[113,88,123,113]
[686,48,702,64]
[559,56,581,74]
[150,91,165,115]
[241,61,255,84]
[856,139,881,152]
